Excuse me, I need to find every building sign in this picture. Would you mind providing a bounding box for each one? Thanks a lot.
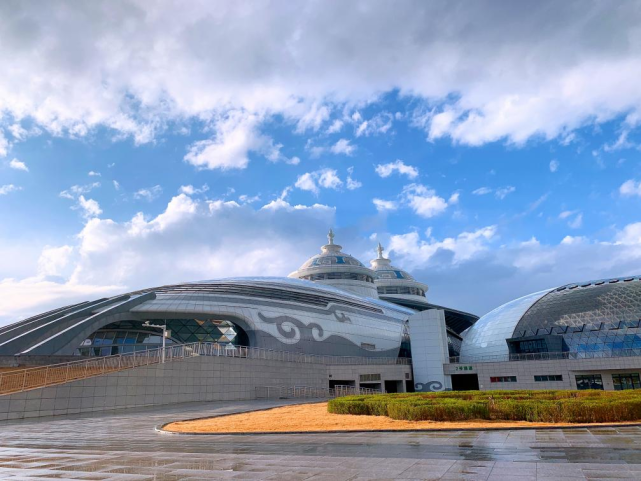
[454,365,474,372]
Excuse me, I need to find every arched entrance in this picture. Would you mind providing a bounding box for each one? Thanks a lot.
[76,318,250,356]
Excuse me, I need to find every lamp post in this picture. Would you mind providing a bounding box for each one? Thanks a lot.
[143,321,169,363]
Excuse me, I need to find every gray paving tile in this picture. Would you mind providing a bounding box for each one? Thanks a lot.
[1,399,641,479]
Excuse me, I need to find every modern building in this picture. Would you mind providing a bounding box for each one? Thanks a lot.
[450,277,641,391]
[1,230,640,420]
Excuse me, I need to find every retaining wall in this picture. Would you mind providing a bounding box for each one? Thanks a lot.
[0,356,411,420]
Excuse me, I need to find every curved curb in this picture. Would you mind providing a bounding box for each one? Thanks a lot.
[155,403,641,436]
[155,399,326,435]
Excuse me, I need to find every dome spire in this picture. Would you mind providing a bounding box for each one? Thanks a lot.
[328,228,335,245]
[377,242,385,259]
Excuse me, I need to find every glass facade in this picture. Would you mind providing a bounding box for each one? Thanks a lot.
[576,374,604,390]
[447,332,463,357]
[534,375,563,382]
[459,290,550,359]
[516,278,641,334]
[300,272,374,283]
[76,319,248,356]
[377,286,426,297]
[461,277,641,361]
[612,373,641,390]
[490,376,517,383]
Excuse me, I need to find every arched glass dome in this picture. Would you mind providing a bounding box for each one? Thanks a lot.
[459,289,550,359]
[459,276,641,361]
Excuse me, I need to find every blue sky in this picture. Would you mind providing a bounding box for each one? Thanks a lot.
[2,1,641,324]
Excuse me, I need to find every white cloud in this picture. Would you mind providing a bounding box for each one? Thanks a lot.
[295,168,343,194]
[295,172,319,194]
[330,139,356,156]
[495,186,516,200]
[372,198,398,212]
[326,119,343,134]
[561,235,587,245]
[390,226,498,267]
[295,103,330,133]
[615,222,641,245]
[472,186,515,199]
[0,184,21,195]
[179,184,209,195]
[355,112,393,137]
[559,210,584,229]
[88,171,101,177]
[113,180,120,190]
[238,194,261,204]
[318,169,342,189]
[8,124,30,141]
[568,213,583,229]
[402,184,448,218]
[387,222,641,315]
[472,187,493,195]
[70,194,332,290]
[9,158,28,172]
[37,245,74,277]
[0,2,638,151]
[76,196,102,219]
[183,112,298,171]
[375,160,419,179]
[0,278,120,324]
[59,182,100,199]
[346,166,362,190]
[0,131,8,157]
[620,179,641,197]
[549,159,560,172]
[134,185,163,202]
[448,192,460,204]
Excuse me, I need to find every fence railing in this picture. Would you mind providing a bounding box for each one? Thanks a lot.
[449,347,641,364]
[0,342,410,396]
[255,384,383,399]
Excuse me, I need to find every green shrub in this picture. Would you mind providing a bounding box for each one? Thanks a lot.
[326,389,641,423]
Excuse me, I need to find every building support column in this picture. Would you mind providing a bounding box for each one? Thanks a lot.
[408,309,451,392]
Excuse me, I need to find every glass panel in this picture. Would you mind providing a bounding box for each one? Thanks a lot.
[576,374,603,390]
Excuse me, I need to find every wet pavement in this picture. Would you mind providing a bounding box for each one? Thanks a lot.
[1,400,641,479]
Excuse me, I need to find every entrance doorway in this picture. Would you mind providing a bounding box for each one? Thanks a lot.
[384,380,403,393]
[451,374,480,391]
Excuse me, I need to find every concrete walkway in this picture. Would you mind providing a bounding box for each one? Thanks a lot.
[1,399,641,479]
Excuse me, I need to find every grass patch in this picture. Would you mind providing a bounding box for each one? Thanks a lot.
[327,390,641,423]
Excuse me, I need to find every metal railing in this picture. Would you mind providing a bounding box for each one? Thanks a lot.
[449,347,641,364]
[255,384,383,399]
[0,342,410,396]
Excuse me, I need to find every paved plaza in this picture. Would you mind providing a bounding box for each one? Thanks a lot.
[1,400,641,480]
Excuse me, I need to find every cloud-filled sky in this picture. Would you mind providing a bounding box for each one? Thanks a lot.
[2,0,641,324]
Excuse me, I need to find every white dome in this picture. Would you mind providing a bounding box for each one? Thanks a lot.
[288,229,379,298]
[371,243,429,306]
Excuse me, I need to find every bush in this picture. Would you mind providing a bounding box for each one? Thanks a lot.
[326,390,641,423]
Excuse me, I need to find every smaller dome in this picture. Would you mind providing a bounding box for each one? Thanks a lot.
[371,243,428,306]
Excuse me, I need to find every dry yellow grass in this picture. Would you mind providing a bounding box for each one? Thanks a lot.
[162,402,638,434]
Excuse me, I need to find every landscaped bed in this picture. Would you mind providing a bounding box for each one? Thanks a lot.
[328,390,641,423]
[161,390,641,434]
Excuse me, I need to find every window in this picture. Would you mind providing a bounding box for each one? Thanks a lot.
[534,375,563,382]
[518,339,548,353]
[612,373,641,390]
[490,376,517,383]
[360,342,376,351]
[359,374,381,382]
[575,374,604,390]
